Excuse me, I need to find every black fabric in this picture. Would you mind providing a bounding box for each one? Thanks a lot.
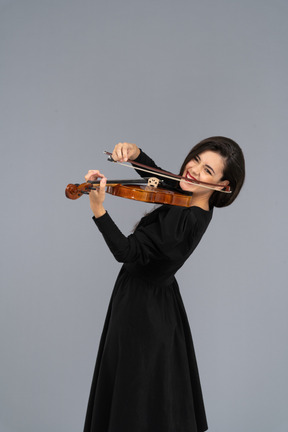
[132,149,180,191]
[84,151,213,432]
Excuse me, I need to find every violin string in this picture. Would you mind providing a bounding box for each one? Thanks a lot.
[108,160,231,193]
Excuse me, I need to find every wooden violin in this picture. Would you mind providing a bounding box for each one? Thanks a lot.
[65,150,231,207]
[65,178,195,207]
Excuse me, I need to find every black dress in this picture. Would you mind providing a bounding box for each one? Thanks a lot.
[84,151,212,432]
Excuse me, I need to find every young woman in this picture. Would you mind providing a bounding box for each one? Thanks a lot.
[83,137,245,432]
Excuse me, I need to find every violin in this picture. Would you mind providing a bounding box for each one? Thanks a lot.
[65,178,195,207]
[65,151,231,207]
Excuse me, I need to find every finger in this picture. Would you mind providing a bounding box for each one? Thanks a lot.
[112,143,127,162]
[111,146,118,162]
[85,170,98,181]
[85,170,104,182]
[95,177,107,201]
[121,143,129,162]
[114,143,124,162]
[99,176,107,190]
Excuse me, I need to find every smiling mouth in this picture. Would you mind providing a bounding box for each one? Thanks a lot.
[185,171,198,182]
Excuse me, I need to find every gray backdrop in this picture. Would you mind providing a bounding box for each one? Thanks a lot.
[1,0,287,431]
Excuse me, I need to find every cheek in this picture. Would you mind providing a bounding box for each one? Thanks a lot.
[183,162,194,173]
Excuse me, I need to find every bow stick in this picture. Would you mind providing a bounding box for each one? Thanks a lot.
[103,151,231,193]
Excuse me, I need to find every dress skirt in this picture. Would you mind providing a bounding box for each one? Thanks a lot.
[83,266,208,432]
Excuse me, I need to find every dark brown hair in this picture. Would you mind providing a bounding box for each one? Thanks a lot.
[179,136,245,208]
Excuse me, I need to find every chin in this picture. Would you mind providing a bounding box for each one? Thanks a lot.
[180,181,195,193]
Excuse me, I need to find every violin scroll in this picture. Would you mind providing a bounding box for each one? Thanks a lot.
[65,183,93,200]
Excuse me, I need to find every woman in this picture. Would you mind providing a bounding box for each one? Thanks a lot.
[83,137,245,432]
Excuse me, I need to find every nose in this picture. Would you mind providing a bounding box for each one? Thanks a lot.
[190,163,200,178]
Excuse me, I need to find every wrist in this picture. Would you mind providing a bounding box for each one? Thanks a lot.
[131,146,141,160]
[92,205,106,218]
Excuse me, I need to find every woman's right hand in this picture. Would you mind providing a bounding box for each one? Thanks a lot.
[112,142,140,162]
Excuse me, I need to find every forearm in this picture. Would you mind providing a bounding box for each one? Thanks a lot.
[132,150,178,188]
[92,203,106,218]
[132,150,160,178]
[92,212,133,262]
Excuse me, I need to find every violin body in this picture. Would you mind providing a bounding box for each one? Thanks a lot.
[106,184,193,207]
[65,181,194,207]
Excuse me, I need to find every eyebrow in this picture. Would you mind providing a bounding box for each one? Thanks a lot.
[197,155,216,175]
[205,164,215,174]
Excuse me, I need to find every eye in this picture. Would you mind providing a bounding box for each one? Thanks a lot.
[205,167,212,175]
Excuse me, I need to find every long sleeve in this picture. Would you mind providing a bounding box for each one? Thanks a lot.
[92,205,201,266]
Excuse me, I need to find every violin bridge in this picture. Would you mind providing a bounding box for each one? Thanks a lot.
[147,177,160,189]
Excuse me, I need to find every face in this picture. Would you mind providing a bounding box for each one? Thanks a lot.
[179,150,229,194]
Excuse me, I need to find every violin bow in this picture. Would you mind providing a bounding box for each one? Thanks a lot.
[103,151,231,193]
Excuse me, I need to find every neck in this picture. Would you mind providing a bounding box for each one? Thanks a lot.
[189,194,210,211]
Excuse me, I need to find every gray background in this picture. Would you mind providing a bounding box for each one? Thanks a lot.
[1,0,287,431]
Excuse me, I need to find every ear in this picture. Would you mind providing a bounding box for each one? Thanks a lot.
[215,179,229,191]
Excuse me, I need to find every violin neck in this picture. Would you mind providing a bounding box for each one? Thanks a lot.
[87,178,155,185]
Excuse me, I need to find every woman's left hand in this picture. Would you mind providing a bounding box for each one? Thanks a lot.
[85,169,107,218]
